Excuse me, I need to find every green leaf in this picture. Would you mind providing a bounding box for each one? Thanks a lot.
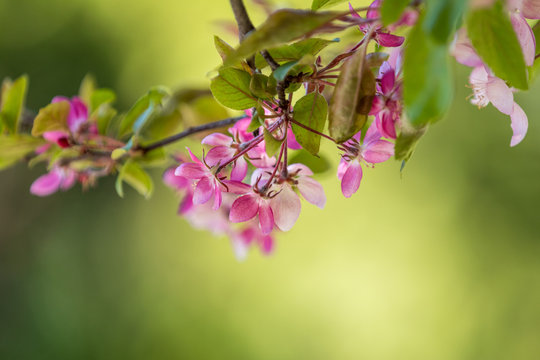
[254,38,338,68]
[328,41,375,143]
[31,101,70,136]
[381,0,410,26]
[395,123,428,162]
[90,89,116,113]
[423,0,467,44]
[210,68,258,110]
[292,92,328,155]
[466,2,528,90]
[79,74,97,105]
[115,160,154,199]
[403,20,453,127]
[311,0,348,10]
[264,128,283,157]
[289,149,331,174]
[529,22,540,83]
[250,74,271,99]
[0,75,28,134]
[224,9,340,66]
[214,35,235,63]
[180,95,229,128]
[118,87,168,138]
[0,134,44,170]
[273,61,300,82]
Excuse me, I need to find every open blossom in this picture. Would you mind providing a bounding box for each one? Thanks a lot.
[370,59,402,139]
[163,167,194,215]
[349,1,404,48]
[174,148,250,210]
[30,166,77,197]
[337,123,394,198]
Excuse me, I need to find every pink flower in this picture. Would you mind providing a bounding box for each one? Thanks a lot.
[174,148,250,210]
[202,132,249,181]
[231,223,275,260]
[370,60,402,139]
[349,1,405,48]
[30,166,77,197]
[163,167,194,215]
[337,123,394,198]
[229,188,277,235]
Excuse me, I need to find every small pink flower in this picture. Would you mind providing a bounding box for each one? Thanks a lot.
[163,167,194,215]
[231,223,275,260]
[349,1,405,48]
[338,123,394,198]
[229,190,276,235]
[30,166,77,197]
[43,96,94,148]
[370,60,402,139]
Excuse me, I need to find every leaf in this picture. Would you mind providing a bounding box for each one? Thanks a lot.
[264,128,283,157]
[289,149,331,174]
[0,75,28,134]
[115,160,154,199]
[528,22,540,83]
[254,38,338,68]
[214,35,235,63]
[90,89,116,113]
[395,123,428,161]
[466,2,528,90]
[31,101,70,136]
[423,0,467,44]
[403,20,453,127]
[328,41,375,143]
[292,92,328,154]
[180,95,230,128]
[118,87,168,138]
[210,68,258,110]
[311,0,348,10]
[79,74,96,105]
[0,134,44,170]
[250,74,271,99]
[381,0,410,26]
[224,9,340,66]
[273,61,300,82]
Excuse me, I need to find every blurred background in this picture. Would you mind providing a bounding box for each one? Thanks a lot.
[1,0,540,359]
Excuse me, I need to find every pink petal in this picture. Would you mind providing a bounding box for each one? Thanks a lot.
[221,180,251,194]
[379,64,395,94]
[205,146,235,167]
[287,163,314,177]
[337,159,349,181]
[43,130,69,143]
[287,128,302,150]
[178,193,194,215]
[259,234,274,255]
[67,97,88,134]
[212,183,222,210]
[258,202,275,235]
[511,13,536,66]
[487,76,514,115]
[186,147,203,164]
[297,177,326,209]
[363,140,395,163]
[230,156,248,181]
[192,177,214,205]
[452,29,484,67]
[510,102,528,147]
[174,163,206,179]
[230,194,259,223]
[341,161,363,198]
[60,170,77,190]
[376,33,405,47]
[30,170,62,197]
[375,111,397,139]
[163,168,190,190]
[522,0,540,19]
[367,0,381,19]
[270,185,301,232]
[364,122,383,145]
[202,133,234,146]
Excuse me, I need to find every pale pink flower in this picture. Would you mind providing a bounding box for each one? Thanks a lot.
[230,223,275,260]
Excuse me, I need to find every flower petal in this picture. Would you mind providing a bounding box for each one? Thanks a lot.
[201,132,234,146]
[193,177,214,205]
[30,170,63,197]
[230,194,259,223]
[511,12,536,66]
[230,156,248,181]
[341,161,363,198]
[174,163,206,179]
[510,102,528,147]
[205,146,235,167]
[287,163,314,177]
[270,185,301,232]
[487,76,514,115]
[297,177,326,209]
[258,201,275,235]
[43,130,69,144]
[212,182,222,210]
[377,33,405,47]
[452,29,484,67]
[67,97,89,134]
[363,140,394,163]
[221,180,251,194]
[522,0,540,19]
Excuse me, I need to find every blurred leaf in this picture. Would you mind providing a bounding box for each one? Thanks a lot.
[395,123,428,161]
[210,68,258,110]
[381,0,409,26]
[273,61,300,82]
[311,0,348,10]
[79,74,97,105]
[118,87,169,138]
[467,2,528,90]
[95,106,117,136]
[31,101,70,136]
[0,134,43,170]
[264,128,282,156]
[292,92,328,155]
[214,35,235,62]
[250,74,271,99]
[115,160,154,199]
[289,149,331,174]
[180,96,230,128]
[254,38,338,68]
[423,0,467,44]
[90,89,116,113]
[529,22,540,82]
[366,52,390,69]
[403,20,453,127]
[224,10,340,66]
[329,41,374,143]
[0,75,28,134]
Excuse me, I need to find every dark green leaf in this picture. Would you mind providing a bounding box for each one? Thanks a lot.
[273,61,300,82]
[395,123,428,161]
[115,160,154,199]
[292,92,328,154]
[254,38,338,68]
[0,134,44,170]
[250,74,271,99]
[264,128,283,157]
[210,68,258,110]
[311,0,348,10]
[381,0,410,26]
[0,75,28,134]
[423,0,467,44]
[403,21,453,127]
[466,2,528,89]
[224,9,340,66]
[31,101,70,136]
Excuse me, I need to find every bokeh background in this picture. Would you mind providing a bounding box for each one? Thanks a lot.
[1,0,540,359]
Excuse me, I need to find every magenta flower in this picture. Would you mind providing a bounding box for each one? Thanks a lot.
[174,148,250,210]
[370,60,402,139]
[349,1,405,48]
[337,123,394,198]
[30,166,77,197]
[229,188,277,235]
[163,167,194,215]
[202,132,249,181]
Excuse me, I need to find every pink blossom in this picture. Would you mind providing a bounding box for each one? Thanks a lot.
[231,223,275,260]
[163,167,194,215]
[30,166,77,197]
[370,60,402,139]
[337,123,394,198]
[229,189,276,235]
[349,1,405,48]
[42,97,94,148]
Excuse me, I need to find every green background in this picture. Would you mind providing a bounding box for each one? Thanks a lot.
[1,0,539,359]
